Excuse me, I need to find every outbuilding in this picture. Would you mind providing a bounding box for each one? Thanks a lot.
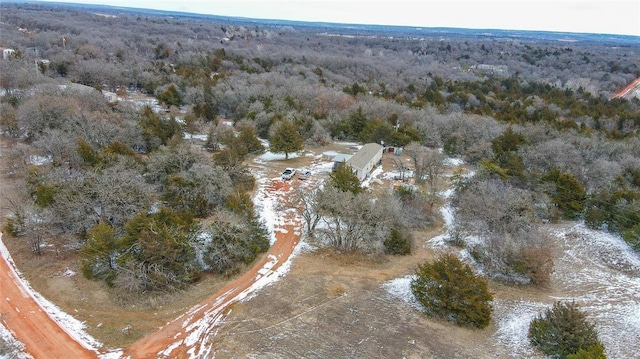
[346,143,383,181]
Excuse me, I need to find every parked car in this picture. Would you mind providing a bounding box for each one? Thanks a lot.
[299,170,311,180]
[281,168,296,180]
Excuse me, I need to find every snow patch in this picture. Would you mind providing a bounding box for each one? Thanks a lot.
[492,300,548,358]
[61,267,76,277]
[382,275,422,311]
[361,165,384,188]
[254,151,300,162]
[0,322,30,359]
[444,157,464,166]
[183,133,208,141]
[28,155,52,166]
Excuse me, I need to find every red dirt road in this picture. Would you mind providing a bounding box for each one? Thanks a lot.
[0,238,99,359]
[613,76,640,99]
[1,177,302,359]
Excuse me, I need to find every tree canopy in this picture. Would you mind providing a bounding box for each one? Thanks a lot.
[269,119,304,159]
[529,301,605,359]
[411,253,493,328]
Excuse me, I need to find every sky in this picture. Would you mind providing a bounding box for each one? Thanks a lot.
[38,0,640,36]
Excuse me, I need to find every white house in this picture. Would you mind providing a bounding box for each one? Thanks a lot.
[346,143,383,181]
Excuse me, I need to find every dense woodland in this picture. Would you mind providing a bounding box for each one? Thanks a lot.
[1,2,639,297]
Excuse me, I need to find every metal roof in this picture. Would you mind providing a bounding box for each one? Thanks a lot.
[346,143,383,170]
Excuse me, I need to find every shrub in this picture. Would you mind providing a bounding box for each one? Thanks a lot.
[33,184,57,207]
[411,253,493,328]
[521,246,554,286]
[383,227,412,255]
[529,301,605,359]
[566,342,607,359]
[3,218,19,236]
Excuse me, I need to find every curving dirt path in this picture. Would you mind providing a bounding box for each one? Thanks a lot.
[1,172,303,358]
[0,236,100,359]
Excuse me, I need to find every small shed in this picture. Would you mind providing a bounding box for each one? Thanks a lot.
[346,143,383,181]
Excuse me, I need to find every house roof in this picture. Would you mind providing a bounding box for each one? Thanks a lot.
[332,153,352,163]
[346,143,383,170]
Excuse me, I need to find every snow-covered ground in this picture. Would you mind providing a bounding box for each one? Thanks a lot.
[382,275,421,311]
[254,151,301,163]
[549,223,640,359]
[383,158,640,359]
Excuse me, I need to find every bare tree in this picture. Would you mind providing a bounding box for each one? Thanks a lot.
[390,155,410,182]
[315,187,390,252]
[421,150,446,195]
[455,177,553,284]
[403,142,445,193]
[296,186,324,234]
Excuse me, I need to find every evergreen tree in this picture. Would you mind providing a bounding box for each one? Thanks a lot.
[329,161,363,195]
[139,105,182,149]
[118,208,199,291]
[269,119,304,159]
[383,227,412,255]
[236,124,265,155]
[529,301,604,359]
[411,253,493,328]
[491,127,527,155]
[542,169,587,219]
[76,137,103,167]
[80,221,120,285]
[157,84,183,107]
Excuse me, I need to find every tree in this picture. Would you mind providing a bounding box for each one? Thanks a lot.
[268,119,304,159]
[566,343,607,359]
[542,169,586,219]
[198,211,269,274]
[329,162,362,194]
[157,84,183,107]
[76,137,103,167]
[383,227,412,255]
[138,106,182,150]
[529,301,604,359]
[455,178,553,285]
[80,221,120,285]
[404,142,445,192]
[296,187,324,234]
[316,188,390,252]
[163,162,233,218]
[491,127,527,155]
[411,253,493,328]
[219,123,264,158]
[117,208,199,292]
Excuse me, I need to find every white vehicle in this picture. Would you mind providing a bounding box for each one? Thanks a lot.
[281,168,296,180]
[299,170,311,180]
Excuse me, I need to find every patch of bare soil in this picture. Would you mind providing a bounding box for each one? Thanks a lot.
[213,246,501,359]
